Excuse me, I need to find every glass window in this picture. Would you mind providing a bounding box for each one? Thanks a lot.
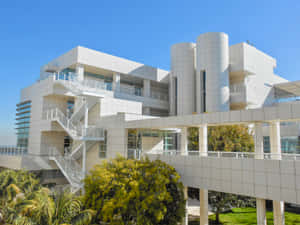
[263,136,270,153]
[201,70,206,113]
[16,101,31,148]
[99,131,107,158]
[134,87,142,96]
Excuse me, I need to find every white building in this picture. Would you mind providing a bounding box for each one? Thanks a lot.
[1,32,300,225]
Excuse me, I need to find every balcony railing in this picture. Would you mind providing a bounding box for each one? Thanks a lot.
[0,146,27,155]
[230,83,246,93]
[147,149,300,160]
[43,72,169,102]
[150,91,168,101]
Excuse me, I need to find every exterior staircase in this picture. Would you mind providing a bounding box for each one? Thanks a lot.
[49,148,84,192]
[69,96,99,126]
[69,141,97,160]
[43,108,104,141]
[43,84,105,191]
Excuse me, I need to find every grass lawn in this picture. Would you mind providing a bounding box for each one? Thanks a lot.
[189,208,300,225]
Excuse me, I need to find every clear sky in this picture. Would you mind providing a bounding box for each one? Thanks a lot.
[0,0,300,145]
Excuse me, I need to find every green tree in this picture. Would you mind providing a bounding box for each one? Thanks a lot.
[188,125,255,224]
[188,125,254,152]
[83,156,185,225]
[209,191,255,224]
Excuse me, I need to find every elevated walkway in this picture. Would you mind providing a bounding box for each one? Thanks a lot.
[147,150,300,205]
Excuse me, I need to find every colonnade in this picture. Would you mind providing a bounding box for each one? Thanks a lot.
[181,122,285,225]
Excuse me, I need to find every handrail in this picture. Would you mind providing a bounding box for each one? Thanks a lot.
[230,83,246,93]
[0,146,27,155]
[147,149,300,160]
[43,108,105,140]
[47,72,168,101]
[150,91,169,101]
[48,147,84,185]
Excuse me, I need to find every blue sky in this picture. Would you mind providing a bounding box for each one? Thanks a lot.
[0,0,300,144]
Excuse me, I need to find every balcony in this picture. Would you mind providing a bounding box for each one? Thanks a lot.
[44,72,168,103]
[230,83,247,108]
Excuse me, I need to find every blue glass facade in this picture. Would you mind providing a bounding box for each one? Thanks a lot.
[263,136,300,154]
[16,101,31,149]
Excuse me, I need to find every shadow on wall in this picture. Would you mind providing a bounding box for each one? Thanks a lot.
[128,65,169,83]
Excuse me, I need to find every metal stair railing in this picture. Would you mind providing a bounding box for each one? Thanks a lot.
[43,108,105,141]
[85,126,105,139]
[49,147,84,188]
[69,97,85,124]
[69,141,97,160]
[69,96,99,127]
[43,108,84,138]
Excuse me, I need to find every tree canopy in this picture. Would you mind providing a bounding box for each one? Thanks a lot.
[188,125,255,224]
[188,125,254,152]
[83,156,185,225]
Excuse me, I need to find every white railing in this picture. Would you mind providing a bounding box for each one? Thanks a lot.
[43,108,105,140]
[53,72,78,82]
[43,108,84,138]
[85,126,105,139]
[150,91,168,101]
[49,147,84,187]
[81,79,111,92]
[147,149,300,161]
[0,146,27,155]
[119,84,142,96]
[230,83,246,93]
[46,72,170,102]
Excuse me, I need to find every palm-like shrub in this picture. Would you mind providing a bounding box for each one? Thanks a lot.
[0,169,95,225]
[0,170,40,203]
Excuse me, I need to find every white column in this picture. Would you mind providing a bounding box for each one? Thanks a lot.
[254,123,264,159]
[198,125,208,225]
[181,127,188,155]
[113,73,121,92]
[254,123,267,225]
[270,121,285,225]
[270,121,281,160]
[76,64,84,81]
[198,124,208,156]
[182,186,188,225]
[199,189,208,225]
[143,79,151,97]
[273,201,285,225]
[256,198,267,225]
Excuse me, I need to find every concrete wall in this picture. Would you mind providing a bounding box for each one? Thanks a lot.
[42,46,169,83]
[0,156,22,169]
[100,97,142,116]
[141,136,164,152]
[230,43,287,109]
[148,154,300,204]
[171,43,196,115]
[125,102,300,129]
[86,142,102,172]
[20,79,53,155]
[196,32,230,113]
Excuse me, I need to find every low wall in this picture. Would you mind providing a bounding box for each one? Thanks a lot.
[148,154,300,204]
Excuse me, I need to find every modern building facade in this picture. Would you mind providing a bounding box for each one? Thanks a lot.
[1,32,300,224]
